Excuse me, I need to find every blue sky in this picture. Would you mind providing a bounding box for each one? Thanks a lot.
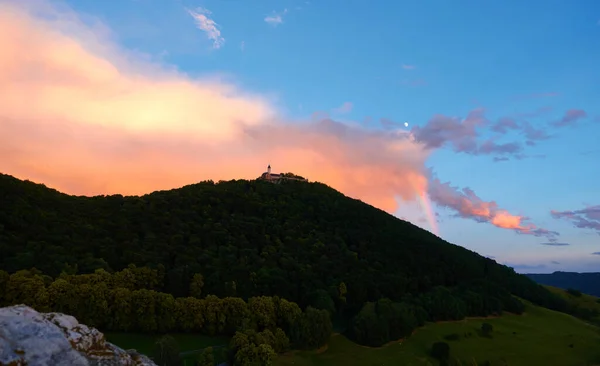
[4,0,600,272]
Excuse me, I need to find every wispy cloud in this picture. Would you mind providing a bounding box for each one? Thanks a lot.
[412,109,524,159]
[491,117,520,133]
[541,242,570,246]
[401,64,416,70]
[551,109,588,128]
[551,205,600,234]
[428,176,559,240]
[592,252,600,255]
[186,7,224,49]
[333,102,353,114]
[265,8,288,26]
[240,41,245,52]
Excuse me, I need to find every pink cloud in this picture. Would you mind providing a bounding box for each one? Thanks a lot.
[411,109,522,157]
[186,7,225,49]
[551,205,600,234]
[0,1,431,214]
[551,109,588,127]
[401,64,416,70]
[429,177,559,240]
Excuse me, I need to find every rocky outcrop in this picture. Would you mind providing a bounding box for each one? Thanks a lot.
[0,305,157,366]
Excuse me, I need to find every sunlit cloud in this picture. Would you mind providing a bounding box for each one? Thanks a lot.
[186,7,225,49]
[429,177,558,240]
[0,0,431,214]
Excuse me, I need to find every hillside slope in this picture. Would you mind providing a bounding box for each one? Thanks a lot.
[275,302,600,366]
[527,272,600,297]
[543,285,600,325]
[0,173,562,314]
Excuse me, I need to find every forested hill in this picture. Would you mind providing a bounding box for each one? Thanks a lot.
[526,272,600,297]
[0,173,562,315]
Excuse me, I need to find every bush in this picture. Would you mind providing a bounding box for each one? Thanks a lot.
[153,335,181,366]
[196,346,214,366]
[566,288,582,297]
[431,341,450,361]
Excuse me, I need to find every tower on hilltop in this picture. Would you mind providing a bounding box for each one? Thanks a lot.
[257,164,308,183]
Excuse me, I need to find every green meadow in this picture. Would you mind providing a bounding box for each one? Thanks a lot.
[275,303,600,366]
[103,300,600,366]
[104,332,228,364]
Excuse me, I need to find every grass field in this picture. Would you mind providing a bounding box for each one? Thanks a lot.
[275,302,600,366]
[104,331,229,364]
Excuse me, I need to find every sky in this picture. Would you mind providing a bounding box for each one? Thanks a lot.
[1,0,599,273]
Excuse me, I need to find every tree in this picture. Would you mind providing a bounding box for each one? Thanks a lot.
[196,347,214,366]
[290,307,332,349]
[337,281,347,314]
[153,335,181,366]
[234,343,276,366]
[566,288,582,297]
[247,296,277,330]
[190,274,204,298]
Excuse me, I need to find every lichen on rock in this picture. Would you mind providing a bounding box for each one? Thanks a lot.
[0,305,157,366]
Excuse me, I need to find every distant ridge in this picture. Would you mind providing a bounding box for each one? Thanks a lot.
[526,271,600,297]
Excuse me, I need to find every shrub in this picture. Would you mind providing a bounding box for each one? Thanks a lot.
[196,346,214,366]
[566,288,582,297]
[153,335,181,366]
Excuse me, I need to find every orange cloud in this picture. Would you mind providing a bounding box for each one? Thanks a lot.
[490,211,527,230]
[428,178,558,239]
[0,1,431,214]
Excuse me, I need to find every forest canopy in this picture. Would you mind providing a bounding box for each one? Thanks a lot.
[0,173,566,319]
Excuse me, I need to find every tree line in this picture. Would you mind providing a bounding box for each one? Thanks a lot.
[2,263,597,364]
[0,267,331,365]
[348,280,525,347]
[0,265,534,350]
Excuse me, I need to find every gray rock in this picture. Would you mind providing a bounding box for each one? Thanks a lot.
[0,305,157,366]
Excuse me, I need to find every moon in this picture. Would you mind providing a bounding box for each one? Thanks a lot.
[404,122,409,127]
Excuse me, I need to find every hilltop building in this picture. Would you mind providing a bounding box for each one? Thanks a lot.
[258,165,308,183]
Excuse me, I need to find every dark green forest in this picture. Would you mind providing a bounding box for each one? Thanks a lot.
[1,173,593,364]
